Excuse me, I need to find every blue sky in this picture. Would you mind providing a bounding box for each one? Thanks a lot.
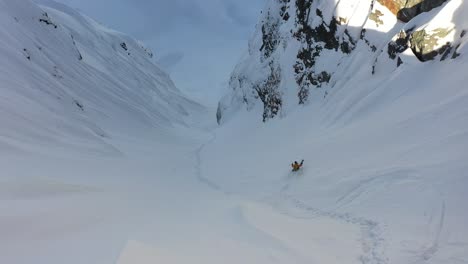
[53,0,265,105]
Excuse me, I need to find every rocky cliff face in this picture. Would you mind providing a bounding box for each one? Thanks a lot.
[378,0,447,22]
[217,0,467,124]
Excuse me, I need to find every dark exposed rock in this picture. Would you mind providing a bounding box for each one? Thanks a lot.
[216,103,223,124]
[220,0,461,124]
[39,12,58,28]
[280,0,291,21]
[378,0,448,22]
[451,44,461,59]
[259,1,289,61]
[341,29,356,54]
[23,48,31,60]
[259,0,291,59]
[388,30,411,59]
[340,41,352,54]
[70,35,83,61]
[74,100,84,111]
[386,26,458,62]
[293,0,354,104]
[397,0,447,22]
[361,29,377,51]
[360,29,366,39]
[410,28,453,61]
[242,0,291,120]
[255,63,282,121]
[120,42,128,51]
[449,30,467,59]
[397,57,403,67]
[440,45,453,61]
[461,30,467,38]
[260,20,280,59]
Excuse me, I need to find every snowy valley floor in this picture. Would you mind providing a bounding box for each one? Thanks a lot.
[0,122,373,264]
[1,61,468,264]
[0,119,360,263]
[1,0,467,263]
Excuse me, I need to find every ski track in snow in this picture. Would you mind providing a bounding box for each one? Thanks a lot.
[412,201,446,263]
[274,170,389,264]
[1,1,466,263]
[334,169,419,209]
[195,133,228,194]
[198,136,388,264]
[276,193,388,264]
[280,169,397,264]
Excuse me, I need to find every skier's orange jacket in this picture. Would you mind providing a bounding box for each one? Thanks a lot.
[291,161,303,171]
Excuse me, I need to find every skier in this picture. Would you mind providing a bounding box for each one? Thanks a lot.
[291,160,304,172]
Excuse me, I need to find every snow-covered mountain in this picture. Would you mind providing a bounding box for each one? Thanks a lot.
[0,0,202,155]
[217,0,467,123]
[200,1,468,263]
[1,1,467,264]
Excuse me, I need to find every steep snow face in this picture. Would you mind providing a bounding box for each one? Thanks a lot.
[217,0,467,123]
[0,0,202,154]
[204,1,468,263]
[203,56,468,263]
[201,3,468,262]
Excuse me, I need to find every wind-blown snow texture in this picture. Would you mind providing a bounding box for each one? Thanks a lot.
[1,0,468,264]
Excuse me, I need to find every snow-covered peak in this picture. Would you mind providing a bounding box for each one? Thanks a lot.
[0,0,203,155]
[217,0,467,124]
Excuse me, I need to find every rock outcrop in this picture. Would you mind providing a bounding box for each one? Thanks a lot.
[377,0,449,22]
[217,0,466,124]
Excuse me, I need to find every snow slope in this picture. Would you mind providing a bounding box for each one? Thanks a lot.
[200,1,468,263]
[203,57,468,263]
[1,0,467,264]
[0,0,202,155]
